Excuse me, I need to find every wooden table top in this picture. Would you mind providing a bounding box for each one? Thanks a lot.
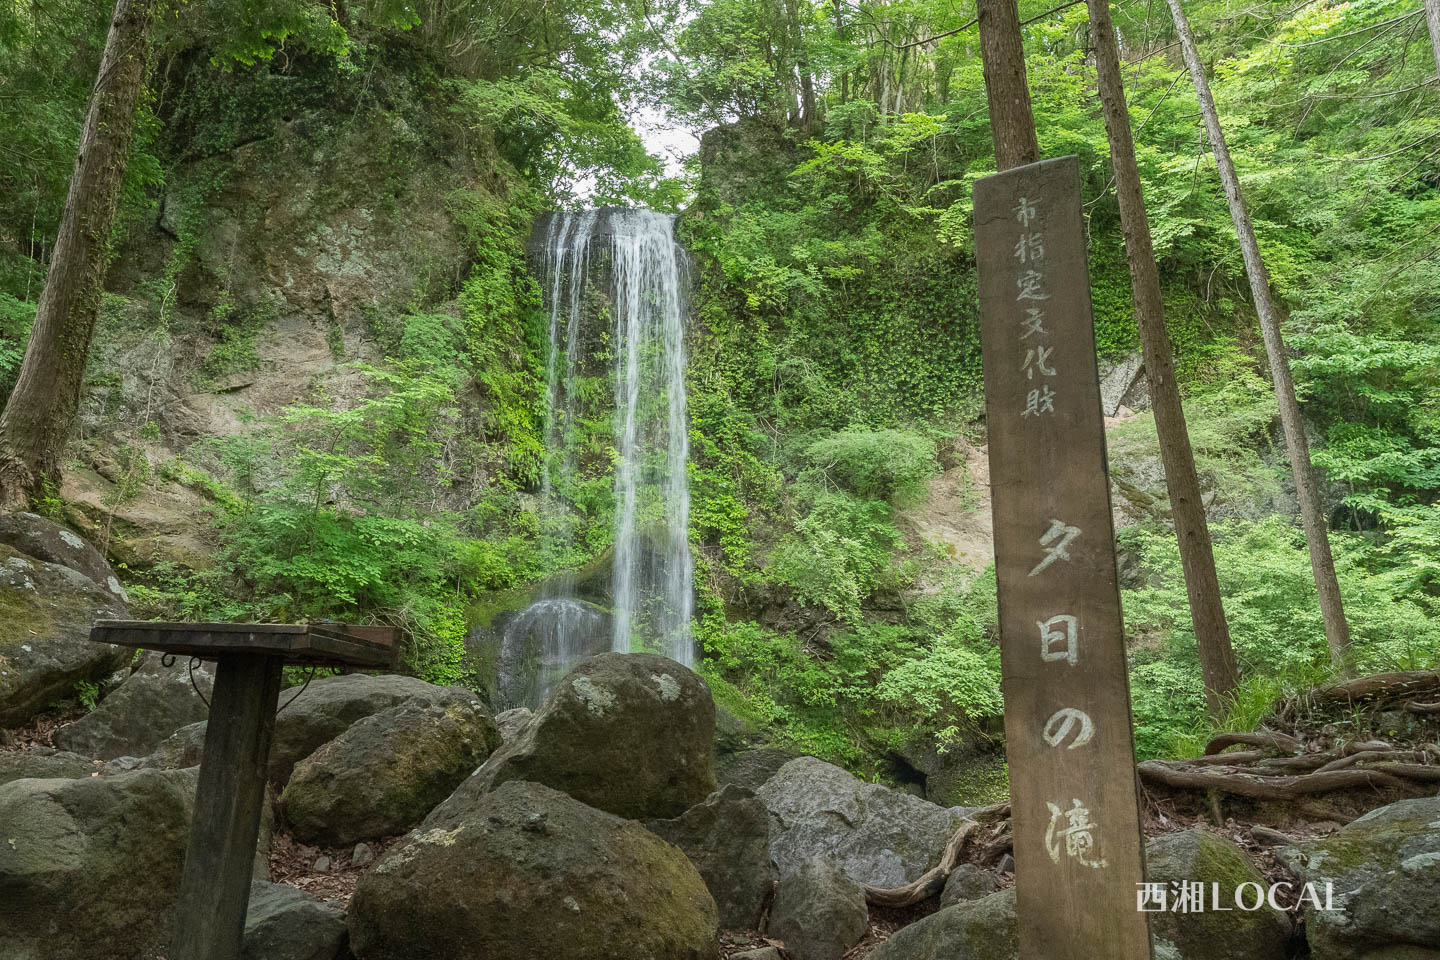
[90,621,397,668]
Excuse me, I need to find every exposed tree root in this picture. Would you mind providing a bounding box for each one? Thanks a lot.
[1312,669,1440,705]
[862,802,1009,908]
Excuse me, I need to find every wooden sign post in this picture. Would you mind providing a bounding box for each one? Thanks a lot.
[974,156,1153,959]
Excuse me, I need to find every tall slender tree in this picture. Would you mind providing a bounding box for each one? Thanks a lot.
[0,0,158,507]
[1427,0,1440,79]
[976,0,1041,170]
[1085,0,1240,716]
[1164,0,1351,668]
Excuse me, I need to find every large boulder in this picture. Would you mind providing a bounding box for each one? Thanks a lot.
[0,748,97,786]
[767,858,868,960]
[646,783,775,930]
[1145,830,1290,960]
[757,756,972,887]
[244,881,349,960]
[867,889,1017,960]
[716,747,798,792]
[54,651,214,760]
[281,689,500,845]
[0,768,196,959]
[449,652,716,820]
[268,674,473,783]
[348,780,719,960]
[0,541,130,728]
[1277,797,1440,960]
[0,512,127,602]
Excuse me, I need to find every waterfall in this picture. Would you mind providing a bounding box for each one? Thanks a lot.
[497,209,693,708]
[607,209,695,668]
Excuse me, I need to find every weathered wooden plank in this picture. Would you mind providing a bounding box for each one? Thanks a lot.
[169,654,284,960]
[974,156,1153,960]
[89,621,396,668]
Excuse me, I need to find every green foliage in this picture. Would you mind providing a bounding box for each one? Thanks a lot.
[768,489,907,625]
[74,680,100,712]
[804,428,936,504]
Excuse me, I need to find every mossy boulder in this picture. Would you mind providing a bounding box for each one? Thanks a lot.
[1145,829,1290,960]
[54,651,214,760]
[0,542,130,728]
[449,652,716,820]
[1277,797,1440,960]
[281,689,500,845]
[348,780,719,960]
[0,768,197,959]
[0,512,126,601]
[645,784,775,930]
[867,889,1018,960]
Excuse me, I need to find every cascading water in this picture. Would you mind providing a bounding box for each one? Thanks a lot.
[493,209,694,708]
[606,209,695,668]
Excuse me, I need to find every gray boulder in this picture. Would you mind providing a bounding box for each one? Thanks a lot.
[1277,797,1440,960]
[0,748,96,786]
[0,541,130,728]
[0,512,126,601]
[646,783,774,930]
[136,718,208,769]
[244,881,349,960]
[348,780,718,960]
[281,689,500,845]
[757,756,971,887]
[494,706,533,742]
[449,652,716,820]
[939,862,1000,907]
[0,768,196,959]
[867,889,1017,960]
[1146,829,1290,960]
[717,747,798,792]
[767,858,868,960]
[54,651,214,760]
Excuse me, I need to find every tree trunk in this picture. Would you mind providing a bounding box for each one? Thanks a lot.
[1086,0,1240,717]
[976,0,1041,168]
[1426,0,1440,85]
[1165,0,1351,668]
[0,0,157,508]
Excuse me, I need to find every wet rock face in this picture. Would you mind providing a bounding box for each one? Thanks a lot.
[0,768,198,960]
[348,780,719,960]
[756,756,973,888]
[0,530,131,729]
[451,652,717,821]
[646,784,775,930]
[1278,796,1440,960]
[281,689,500,846]
[54,651,214,760]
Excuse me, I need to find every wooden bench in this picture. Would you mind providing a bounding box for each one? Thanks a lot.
[90,621,398,960]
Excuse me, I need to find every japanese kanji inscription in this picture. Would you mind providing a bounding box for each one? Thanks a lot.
[974,155,1153,960]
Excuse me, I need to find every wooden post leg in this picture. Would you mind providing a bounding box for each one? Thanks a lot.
[170,654,283,960]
